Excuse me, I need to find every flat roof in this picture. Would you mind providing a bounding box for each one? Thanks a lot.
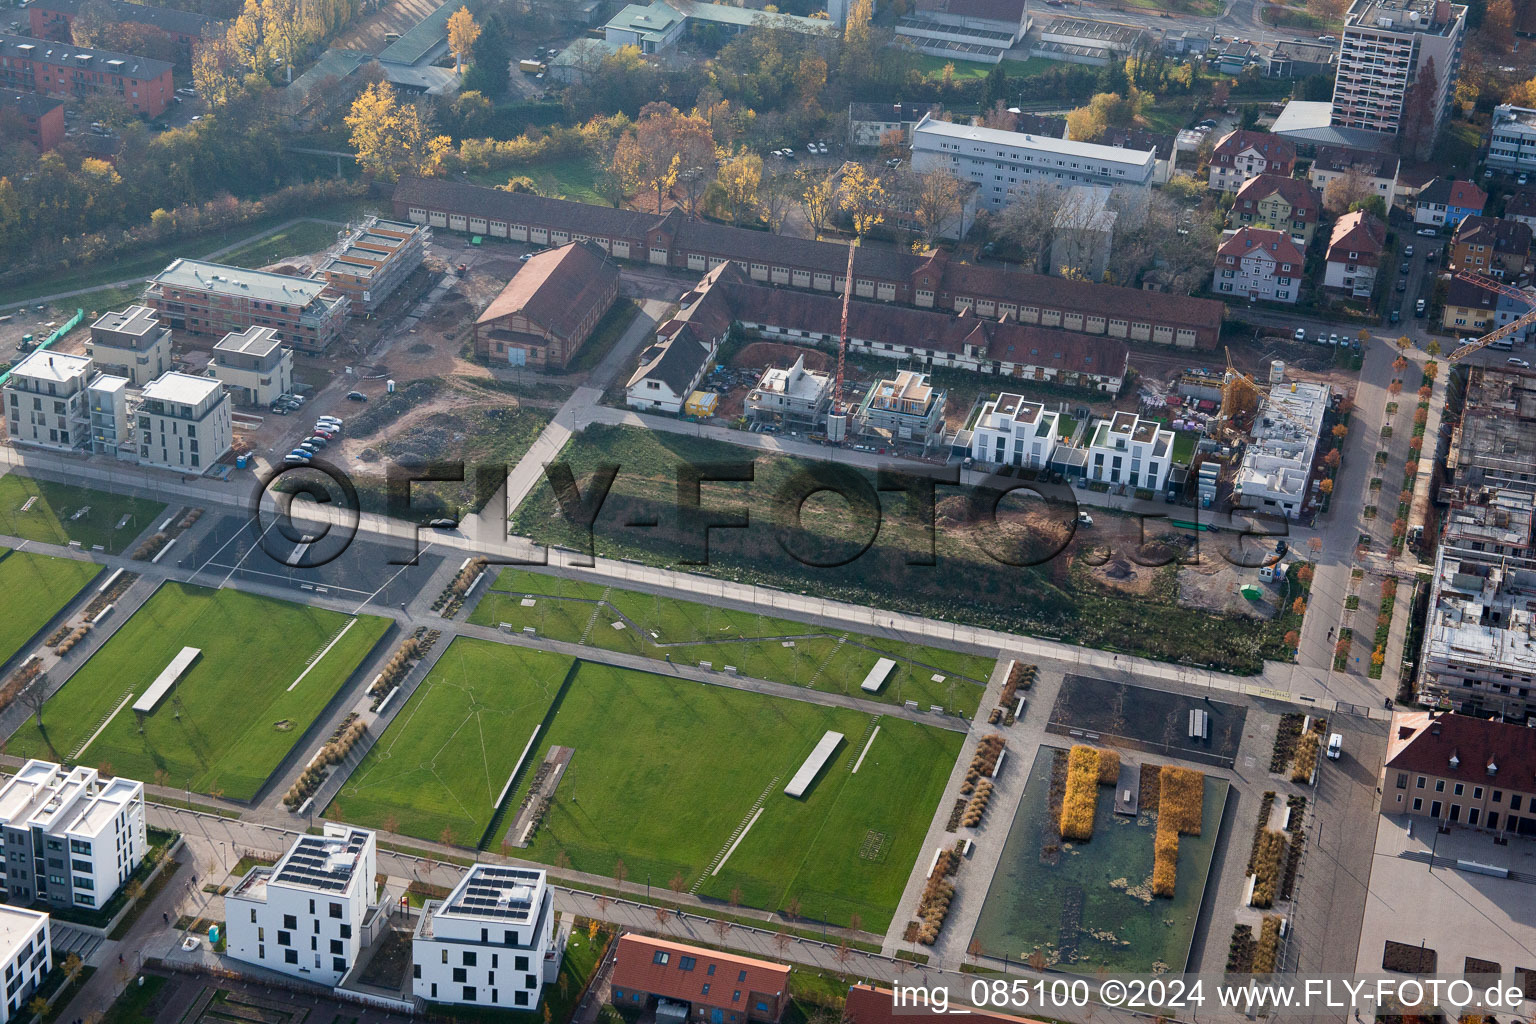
[912,114,1155,168]
[439,865,546,922]
[141,372,222,406]
[214,326,283,357]
[89,375,129,394]
[0,906,47,955]
[92,304,160,339]
[272,825,371,894]
[10,349,92,384]
[151,258,331,307]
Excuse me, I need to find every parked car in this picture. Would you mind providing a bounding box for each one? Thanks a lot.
[1293,327,1306,341]
[1404,245,1414,257]
[316,417,342,430]
[1390,309,1400,324]
[269,404,289,415]
[1329,333,1339,345]
[283,454,309,464]
[346,391,368,402]
[287,449,313,461]
[298,441,319,453]
[304,436,328,448]
[1400,262,1410,274]
[1077,512,1094,526]
[1396,278,1407,291]
[1415,298,1427,317]
[427,518,459,529]
[1316,330,1327,344]
[1509,357,1532,367]
[1522,173,1531,186]
[1418,227,1437,236]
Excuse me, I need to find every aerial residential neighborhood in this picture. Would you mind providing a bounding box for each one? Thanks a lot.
[3,0,1536,1018]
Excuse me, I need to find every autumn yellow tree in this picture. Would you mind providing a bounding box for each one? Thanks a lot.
[717,151,762,226]
[911,168,967,247]
[838,164,886,239]
[229,0,267,75]
[446,6,480,72]
[799,170,836,239]
[192,36,243,107]
[346,81,452,181]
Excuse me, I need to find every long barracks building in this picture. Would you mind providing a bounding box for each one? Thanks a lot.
[392,178,1225,350]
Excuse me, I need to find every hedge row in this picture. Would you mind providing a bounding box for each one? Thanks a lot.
[1254,915,1282,973]
[1251,830,1287,908]
[1059,746,1101,841]
[1159,765,1204,835]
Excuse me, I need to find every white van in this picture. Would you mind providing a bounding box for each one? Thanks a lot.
[1326,733,1343,760]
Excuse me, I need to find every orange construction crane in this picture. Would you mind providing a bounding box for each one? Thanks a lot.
[1448,271,1536,361]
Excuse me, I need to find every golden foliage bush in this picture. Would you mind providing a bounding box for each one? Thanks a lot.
[1292,731,1320,783]
[1253,914,1282,972]
[1059,745,1100,841]
[1152,818,1179,898]
[1251,830,1286,908]
[1159,765,1204,835]
[1096,748,1121,786]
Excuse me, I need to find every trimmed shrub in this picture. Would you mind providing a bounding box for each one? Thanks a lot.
[1152,817,1179,898]
[1292,731,1321,783]
[1251,830,1287,908]
[1059,745,1100,841]
[1159,765,1204,835]
[1096,748,1121,786]
[1253,915,1282,973]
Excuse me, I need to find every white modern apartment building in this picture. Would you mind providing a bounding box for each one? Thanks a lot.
[910,114,1156,211]
[1487,105,1536,174]
[0,761,146,911]
[226,825,378,987]
[2,351,93,453]
[210,326,293,408]
[136,371,231,473]
[1232,380,1330,518]
[412,865,560,1010]
[1087,410,1174,491]
[84,305,171,388]
[970,393,1060,469]
[0,907,49,1024]
[1330,0,1466,143]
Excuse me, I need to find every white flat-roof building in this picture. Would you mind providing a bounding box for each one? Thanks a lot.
[1330,0,1466,150]
[0,761,146,911]
[2,350,94,453]
[412,865,559,1010]
[1233,380,1330,519]
[210,326,293,408]
[84,305,171,388]
[87,374,132,459]
[970,393,1060,469]
[910,113,1156,210]
[226,824,378,987]
[1087,410,1174,491]
[1487,105,1536,173]
[136,371,231,473]
[0,907,49,1024]
[744,355,832,427]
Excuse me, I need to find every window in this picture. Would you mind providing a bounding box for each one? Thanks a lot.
[329,903,342,919]
[453,969,467,983]
[1416,777,1426,789]
[464,952,477,967]
[284,950,298,965]
[733,991,741,1002]
[738,971,747,982]
[283,914,297,929]
[339,924,351,939]
[463,988,477,1002]
[515,992,529,1007]
[278,931,291,947]
[679,957,696,971]
[1435,780,1445,792]
[516,956,529,971]
[707,965,716,976]
[703,984,712,995]
[414,965,421,979]
[1454,783,1464,796]
[653,952,670,965]
[331,940,343,955]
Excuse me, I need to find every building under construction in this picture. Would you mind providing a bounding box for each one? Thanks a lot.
[1230,379,1331,519]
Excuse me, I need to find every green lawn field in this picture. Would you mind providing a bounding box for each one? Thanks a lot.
[507,661,964,931]
[9,583,391,800]
[333,638,574,843]
[0,475,166,554]
[220,220,347,270]
[0,549,101,664]
[468,569,994,714]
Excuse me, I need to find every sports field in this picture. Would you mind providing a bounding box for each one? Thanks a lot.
[0,474,166,554]
[0,548,102,664]
[507,660,964,931]
[333,638,575,844]
[9,583,391,801]
[469,569,994,714]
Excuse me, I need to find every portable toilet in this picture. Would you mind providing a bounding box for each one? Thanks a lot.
[236,454,248,469]
[387,379,396,394]
[208,923,220,945]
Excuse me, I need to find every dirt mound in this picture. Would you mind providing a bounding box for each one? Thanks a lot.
[731,341,833,372]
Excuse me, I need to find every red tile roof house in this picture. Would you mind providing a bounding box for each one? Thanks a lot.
[1379,711,1536,835]
[609,935,791,1024]
[1207,129,1296,193]
[1213,228,1305,304]
[472,240,619,368]
[1230,172,1322,246]
[1323,210,1386,297]
[1413,177,1488,229]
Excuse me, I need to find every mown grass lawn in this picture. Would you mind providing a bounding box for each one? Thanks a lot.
[219,220,347,270]
[333,638,574,844]
[0,474,165,554]
[469,568,994,714]
[9,583,390,801]
[467,156,608,206]
[507,660,964,931]
[0,548,101,663]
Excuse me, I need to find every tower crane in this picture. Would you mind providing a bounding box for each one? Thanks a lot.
[1447,271,1536,362]
[825,242,856,444]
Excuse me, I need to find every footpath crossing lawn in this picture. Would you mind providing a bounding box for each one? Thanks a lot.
[333,638,574,844]
[9,583,390,801]
[469,569,995,715]
[0,548,101,664]
[0,475,165,554]
[508,661,964,931]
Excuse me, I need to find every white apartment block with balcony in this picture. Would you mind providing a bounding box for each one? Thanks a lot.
[412,865,560,1010]
[1087,410,1174,490]
[2,351,92,453]
[0,760,146,912]
[1232,381,1330,518]
[0,907,48,1024]
[87,375,132,459]
[136,372,231,473]
[84,305,170,387]
[210,326,293,407]
[226,825,378,987]
[910,113,1156,211]
[1487,104,1536,173]
[1329,0,1466,141]
[970,393,1060,469]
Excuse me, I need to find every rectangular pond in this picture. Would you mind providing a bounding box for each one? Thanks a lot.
[971,744,1229,974]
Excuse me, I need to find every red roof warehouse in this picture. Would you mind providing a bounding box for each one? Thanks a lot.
[609,936,790,1024]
